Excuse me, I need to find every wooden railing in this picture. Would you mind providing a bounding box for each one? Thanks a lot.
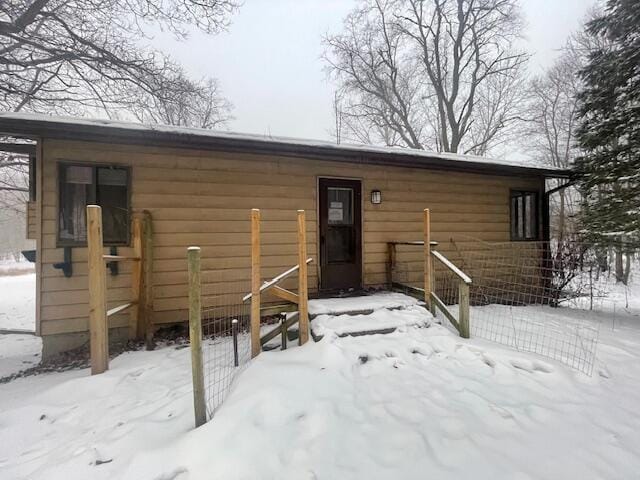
[87,205,153,375]
[243,257,313,348]
[387,208,471,339]
[245,209,312,357]
[429,250,471,338]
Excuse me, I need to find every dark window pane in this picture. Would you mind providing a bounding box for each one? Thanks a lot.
[97,167,128,243]
[327,227,355,263]
[516,196,524,239]
[58,164,130,245]
[511,196,518,239]
[59,166,92,242]
[510,191,538,241]
[526,193,537,239]
[524,194,533,238]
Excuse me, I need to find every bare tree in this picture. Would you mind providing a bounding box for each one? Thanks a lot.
[324,0,528,154]
[0,0,238,114]
[0,0,237,225]
[0,153,29,213]
[526,7,609,243]
[131,75,233,129]
[528,53,581,242]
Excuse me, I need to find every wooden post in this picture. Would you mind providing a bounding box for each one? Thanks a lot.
[459,281,470,339]
[188,246,206,427]
[140,211,154,349]
[280,316,288,351]
[386,242,396,289]
[251,209,261,358]
[297,210,309,345]
[87,205,109,375]
[129,216,143,339]
[423,209,432,312]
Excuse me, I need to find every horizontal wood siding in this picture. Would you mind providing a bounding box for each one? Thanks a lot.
[39,139,541,336]
[26,200,36,239]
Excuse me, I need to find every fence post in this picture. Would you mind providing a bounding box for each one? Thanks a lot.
[142,211,154,349]
[232,319,239,367]
[129,216,143,339]
[251,209,261,358]
[387,242,396,289]
[459,281,470,339]
[423,209,433,312]
[188,246,206,427]
[297,210,309,345]
[87,205,109,375]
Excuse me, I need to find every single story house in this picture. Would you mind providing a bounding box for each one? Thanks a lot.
[0,113,570,358]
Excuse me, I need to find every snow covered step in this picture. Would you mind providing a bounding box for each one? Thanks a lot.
[308,292,421,319]
[311,303,432,340]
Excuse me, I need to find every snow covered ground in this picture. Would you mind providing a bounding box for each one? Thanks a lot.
[0,294,639,479]
[0,268,40,378]
[1,276,640,479]
[0,272,36,332]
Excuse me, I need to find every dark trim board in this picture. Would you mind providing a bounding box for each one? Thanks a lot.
[0,114,571,179]
[0,142,36,155]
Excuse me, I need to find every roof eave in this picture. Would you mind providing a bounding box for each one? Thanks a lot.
[0,116,571,178]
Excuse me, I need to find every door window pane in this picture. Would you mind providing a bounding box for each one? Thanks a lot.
[328,187,353,225]
[327,227,355,263]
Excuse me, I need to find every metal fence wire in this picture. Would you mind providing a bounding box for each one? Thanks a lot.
[200,279,252,419]
[450,238,603,376]
[391,238,607,375]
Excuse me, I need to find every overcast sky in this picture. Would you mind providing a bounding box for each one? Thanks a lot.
[154,0,596,143]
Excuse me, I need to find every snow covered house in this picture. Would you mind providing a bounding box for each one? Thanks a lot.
[0,113,570,358]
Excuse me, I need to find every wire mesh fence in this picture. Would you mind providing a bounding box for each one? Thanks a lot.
[390,238,608,375]
[450,238,603,375]
[200,279,252,419]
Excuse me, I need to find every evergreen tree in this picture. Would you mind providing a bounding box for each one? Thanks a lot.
[575,0,640,250]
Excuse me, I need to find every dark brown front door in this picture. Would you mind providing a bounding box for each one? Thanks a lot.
[319,178,362,291]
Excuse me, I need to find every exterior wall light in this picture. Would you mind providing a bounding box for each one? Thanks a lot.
[371,189,382,205]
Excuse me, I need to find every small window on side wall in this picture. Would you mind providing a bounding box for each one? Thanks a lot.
[58,164,130,246]
[510,191,539,241]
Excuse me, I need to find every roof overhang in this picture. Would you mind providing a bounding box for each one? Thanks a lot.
[0,114,571,178]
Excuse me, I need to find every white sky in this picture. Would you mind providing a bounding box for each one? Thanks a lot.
[153,0,596,142]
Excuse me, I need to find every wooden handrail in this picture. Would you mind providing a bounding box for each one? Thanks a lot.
[103,254,140,262]
[107,301,137,317]
[388,241,439,246]
[386,212,470,340]
[431,250,472,285]
[242,257,313,302]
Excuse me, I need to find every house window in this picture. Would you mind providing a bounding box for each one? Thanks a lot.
[510,191,539,241]
[58,164,130,245]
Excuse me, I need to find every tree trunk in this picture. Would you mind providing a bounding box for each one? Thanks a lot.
[558,189,566,243]
[615,246,624,283]
[623,251,631,286]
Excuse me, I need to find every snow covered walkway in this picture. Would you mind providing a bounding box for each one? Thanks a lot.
[309,292,430,338]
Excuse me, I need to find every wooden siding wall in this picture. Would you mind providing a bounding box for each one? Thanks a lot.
[26,200,36,239]
[39,139,542,337]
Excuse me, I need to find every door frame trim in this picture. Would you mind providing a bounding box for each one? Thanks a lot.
[316,175,364,292]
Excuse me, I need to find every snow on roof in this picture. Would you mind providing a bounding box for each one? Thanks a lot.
[0,112,567,175]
